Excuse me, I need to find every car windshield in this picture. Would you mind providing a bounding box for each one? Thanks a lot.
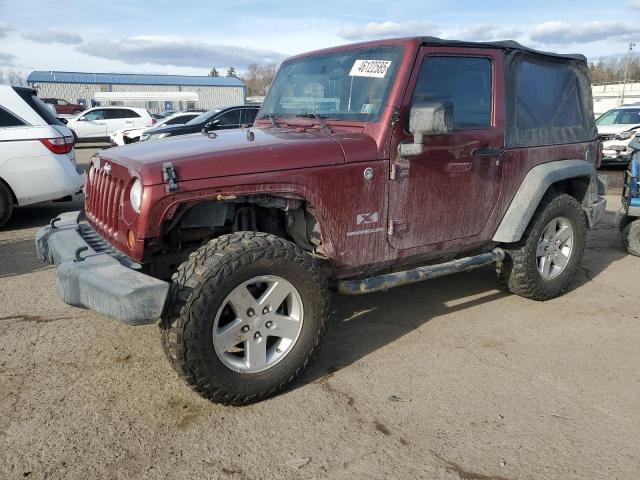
[260,45,404,122]
[186,109,222,126]
[597,108,640,125]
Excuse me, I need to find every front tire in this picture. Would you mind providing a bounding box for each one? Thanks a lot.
[160,232,329,405]
[498,193,587,300]
[0,181,14,228]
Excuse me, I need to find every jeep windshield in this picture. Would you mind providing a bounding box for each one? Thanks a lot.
[260,45,403,122]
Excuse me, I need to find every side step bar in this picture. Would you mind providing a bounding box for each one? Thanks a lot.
[337,248,505,295]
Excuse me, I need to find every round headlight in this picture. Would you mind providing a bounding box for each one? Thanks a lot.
[129,178,143,213]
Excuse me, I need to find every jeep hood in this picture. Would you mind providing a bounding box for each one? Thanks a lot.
[99,127,377,186]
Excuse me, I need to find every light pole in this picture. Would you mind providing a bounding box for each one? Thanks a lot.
[621,42,637,106]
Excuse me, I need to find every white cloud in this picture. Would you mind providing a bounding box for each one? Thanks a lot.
[530,21,637,45]
[0,52,17,67]
[0,21,14,38]
[629,0,640,10]
[338,21,439,40]
[22,28,82,45]
[76,36,286,69]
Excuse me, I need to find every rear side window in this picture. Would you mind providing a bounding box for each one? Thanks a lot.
[14,87,63,126]
[412,56,493,129]
[516,61,583,129]
[165,115,193,125]
[105,109,141,119]
[216,109,240,126]
[242,108,258,124]
[0,107,25,127]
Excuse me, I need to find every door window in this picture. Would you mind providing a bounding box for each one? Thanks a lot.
[58,99,69,105]
[216,109,240,127]
[242,108,258,124]
[412,56,493,129]
[82,110,105,121]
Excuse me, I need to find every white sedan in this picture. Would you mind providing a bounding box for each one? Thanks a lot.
[110,111,203,146]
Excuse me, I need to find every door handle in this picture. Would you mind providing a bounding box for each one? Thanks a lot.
[474,147,504,157]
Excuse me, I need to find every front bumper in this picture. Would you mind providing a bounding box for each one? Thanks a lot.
[35,211,169,325]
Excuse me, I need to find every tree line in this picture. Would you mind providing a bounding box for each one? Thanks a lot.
[589,54,640,85]
[210,64,278,96]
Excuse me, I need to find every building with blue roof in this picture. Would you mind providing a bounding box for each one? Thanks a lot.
[27,70,247,113]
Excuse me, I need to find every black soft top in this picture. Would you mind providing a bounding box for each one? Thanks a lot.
[420,36,587,62]
[419,36,595,147]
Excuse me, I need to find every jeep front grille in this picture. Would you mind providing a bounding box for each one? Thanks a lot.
[85,165,126,249]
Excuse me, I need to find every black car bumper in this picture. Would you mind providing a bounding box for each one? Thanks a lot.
[35,211,169,325]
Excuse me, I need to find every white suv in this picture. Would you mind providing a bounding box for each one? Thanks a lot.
[0,86,85,227]
[66,106,154,142]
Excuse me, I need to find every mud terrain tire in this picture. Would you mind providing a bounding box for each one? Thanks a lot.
[498,193,587,300]
[160,232,329,405]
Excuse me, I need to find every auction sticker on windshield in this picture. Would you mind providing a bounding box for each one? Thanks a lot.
[350,59,392,78]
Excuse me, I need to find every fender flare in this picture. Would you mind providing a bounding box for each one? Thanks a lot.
[492,159,596,243]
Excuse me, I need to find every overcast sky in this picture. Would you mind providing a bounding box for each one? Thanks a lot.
[1,0,639,76]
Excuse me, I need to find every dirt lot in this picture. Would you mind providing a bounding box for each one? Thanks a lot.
[0,147,638,479]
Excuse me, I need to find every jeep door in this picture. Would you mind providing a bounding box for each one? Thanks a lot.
[388,47,505,249]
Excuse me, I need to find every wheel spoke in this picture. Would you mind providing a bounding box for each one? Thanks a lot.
[245,338,267,370]
[536,240,548,257]
[555,250,570,269]
[216,318,245,352]
[227,285,257,319]
[258,280,291,311]
[270,314,302,340]
[544,219,557,241]
[555,224,572,245]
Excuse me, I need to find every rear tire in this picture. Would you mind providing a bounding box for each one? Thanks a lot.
[0,181,14,228]
[160,232,329,405]
[622,219,640,256]
[498,193,587,300]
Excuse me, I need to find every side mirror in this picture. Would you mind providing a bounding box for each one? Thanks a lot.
[398,100,453,158]
[77,117,86,121]
[58,117,68,124]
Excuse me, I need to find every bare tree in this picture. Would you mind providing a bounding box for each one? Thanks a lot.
[240,63,279,96]
[6,69,26,86]
[589,54,640,84]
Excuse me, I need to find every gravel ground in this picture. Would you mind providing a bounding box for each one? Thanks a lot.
[0,147,638,479]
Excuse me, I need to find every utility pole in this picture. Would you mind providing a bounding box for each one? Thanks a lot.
[621,42,637,106]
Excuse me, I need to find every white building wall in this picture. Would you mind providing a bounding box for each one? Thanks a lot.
[30,82,245,113]
[592,82,640,117]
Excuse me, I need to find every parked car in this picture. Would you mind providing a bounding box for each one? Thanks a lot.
[139,105,259,141]
[37,37,606,405]
[110,111,204,146]
[66,106,155,142]
[42,97,86,116]
[596,104,640,165]
[0,86,85,227]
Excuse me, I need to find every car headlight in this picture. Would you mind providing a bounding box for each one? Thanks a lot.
[147,133,171,141]
[129,178,143,213]
[614,130,636,140]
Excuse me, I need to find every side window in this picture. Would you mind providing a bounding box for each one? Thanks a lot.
[123,109,140,118]
[412,56,493,129]
[166,115,190,125]
[58,99,68,105]
[216,109,240,126]
[242,108,258,124]
[0,107,25,127]
[516,61,582,129]
[83,109,105,121]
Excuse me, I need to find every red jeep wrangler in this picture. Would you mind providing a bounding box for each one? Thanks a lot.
[37,37,606,405]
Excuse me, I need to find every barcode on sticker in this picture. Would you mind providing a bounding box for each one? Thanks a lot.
[349,60,392,78]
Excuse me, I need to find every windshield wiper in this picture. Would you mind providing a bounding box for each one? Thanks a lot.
[296,112,333,134]
[258,113,278,127]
